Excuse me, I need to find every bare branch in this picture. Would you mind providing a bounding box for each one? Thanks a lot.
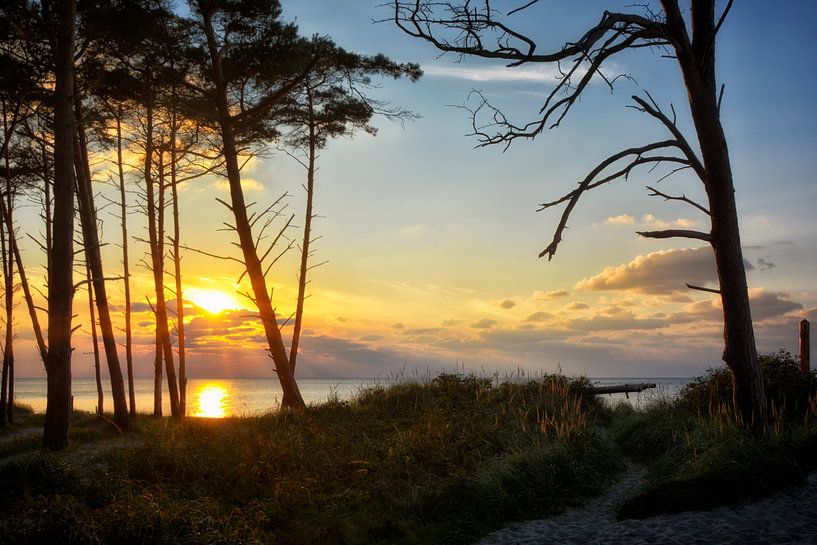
[636,229,711,242]
[687,283,720,294]
[646,185,710,215]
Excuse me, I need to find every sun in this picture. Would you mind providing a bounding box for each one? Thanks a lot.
[191,384,229,418]
[186,288,238,314]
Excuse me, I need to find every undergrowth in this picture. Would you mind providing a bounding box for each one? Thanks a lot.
[614,351,817,519]
[0,374,620,545]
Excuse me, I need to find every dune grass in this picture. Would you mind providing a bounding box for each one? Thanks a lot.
[613,352,817,519]
[0,374,620,545]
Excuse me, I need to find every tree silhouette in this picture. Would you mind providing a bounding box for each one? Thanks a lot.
[393,0,768,434]
[187,0,419,409]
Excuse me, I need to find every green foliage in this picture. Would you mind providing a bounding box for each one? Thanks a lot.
[0,375,619,544]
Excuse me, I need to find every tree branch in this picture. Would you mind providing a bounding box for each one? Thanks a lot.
[637,229,712,242]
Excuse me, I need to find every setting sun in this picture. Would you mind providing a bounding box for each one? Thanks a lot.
[186,288,239,314]
[191,384,229,418]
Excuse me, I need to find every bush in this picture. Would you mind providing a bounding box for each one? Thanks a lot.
[678,350,817,424]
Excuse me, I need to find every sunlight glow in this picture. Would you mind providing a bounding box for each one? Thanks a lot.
[186,288,239,314]
[191,384,229,418]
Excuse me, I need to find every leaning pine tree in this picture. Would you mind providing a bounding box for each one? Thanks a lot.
[186,0,419,409]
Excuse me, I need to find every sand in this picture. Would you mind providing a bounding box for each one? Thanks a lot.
[477,466,817,545]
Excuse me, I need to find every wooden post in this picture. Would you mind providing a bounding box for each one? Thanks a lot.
[801,319,810,373]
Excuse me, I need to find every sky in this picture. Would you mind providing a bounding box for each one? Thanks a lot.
[12,0,817,381]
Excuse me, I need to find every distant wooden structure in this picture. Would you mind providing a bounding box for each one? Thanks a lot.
[587,383,656,396]
[801,319,810,373]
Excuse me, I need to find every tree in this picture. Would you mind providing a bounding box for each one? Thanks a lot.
[43,0,78,450]
[393,0,768,434]
[187,0,419,409]
[279,53,419,370]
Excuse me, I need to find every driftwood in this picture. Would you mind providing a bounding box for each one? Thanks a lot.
[587,383,656,395]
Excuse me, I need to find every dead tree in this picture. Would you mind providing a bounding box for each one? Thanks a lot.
[394,0,768,434]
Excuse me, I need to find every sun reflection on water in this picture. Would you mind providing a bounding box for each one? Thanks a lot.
[191,383,230,418]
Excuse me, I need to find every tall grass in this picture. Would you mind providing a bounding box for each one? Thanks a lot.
[614,351,817,519]
[0,373,621,545]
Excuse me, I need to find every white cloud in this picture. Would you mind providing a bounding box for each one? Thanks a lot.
[605,214,635,225]
[422,61,619,84]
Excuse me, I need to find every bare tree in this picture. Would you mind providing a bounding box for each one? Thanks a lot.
[394,0,768,434]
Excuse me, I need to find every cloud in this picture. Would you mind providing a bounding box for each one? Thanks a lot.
[392,323,405,330]
[524,311,553,322]
[212,177,264,192]
[494,298,516,309]
[605,214,635,225]
[471,318,498,329]
[131,302,152,313]
[441,319,463,326]
[565,302,590,311]
[757,258,776,271]
[669,289,803,324]
[533,289,570,299]
[640,214,698,230]
[567,312,668,331]
[576,247,716,294]
[423,64,567,83]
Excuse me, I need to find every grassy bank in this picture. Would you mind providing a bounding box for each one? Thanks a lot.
[3,355,816,543]
[0,375,620,545]
[613,351,817,519]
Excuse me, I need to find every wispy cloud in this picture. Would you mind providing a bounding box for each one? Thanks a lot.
[423,62,614,84]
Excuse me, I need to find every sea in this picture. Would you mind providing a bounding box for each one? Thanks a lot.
[10,376,693,417]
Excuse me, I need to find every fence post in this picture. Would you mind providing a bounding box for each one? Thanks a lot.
[801,319,810,373]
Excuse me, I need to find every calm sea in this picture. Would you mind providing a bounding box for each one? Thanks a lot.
[10,376,693,416]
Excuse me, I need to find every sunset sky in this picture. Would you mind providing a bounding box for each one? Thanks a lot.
[13,0,817,380]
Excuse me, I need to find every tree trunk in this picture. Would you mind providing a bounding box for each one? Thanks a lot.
[290,84,317,371]
[0,216,10,427]
[200,7,305,409]
[73,110,129,430]
[115,110,136,417]
[43,0,77,451]
[144,118,180,418]
[169,131,186,415]
[670,0,768,435]
[85,259,103,415]
[0,118,12,426]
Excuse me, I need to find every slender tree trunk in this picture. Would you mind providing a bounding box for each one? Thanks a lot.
[667,0,768,435]
[0,218,9,427]
[169,106,186,415]
[0,111,12,426]
[115,110,136,417]
[0,195,47,363]
[200,8,305,409]
[85,259,103,415]
[290,85,317,371]
[72,107,129,430]
[144,119,180,418]
[4,198,13,425]
[44,0,77,451]
[42,141,52,272]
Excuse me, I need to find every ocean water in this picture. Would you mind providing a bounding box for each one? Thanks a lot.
[10,376,693,416]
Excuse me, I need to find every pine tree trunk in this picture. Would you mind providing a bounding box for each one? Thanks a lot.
[169,128,186,415]
[200,8,305,409]
[144,118,180,418]
[115,111,136,417]
[85,259,103,415]
[290,84,317,371]
[44,0,77,451]
[73,116,129,430]
[0,218,9,427]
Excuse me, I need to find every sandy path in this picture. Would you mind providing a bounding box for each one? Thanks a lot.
[477,466,817,545]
